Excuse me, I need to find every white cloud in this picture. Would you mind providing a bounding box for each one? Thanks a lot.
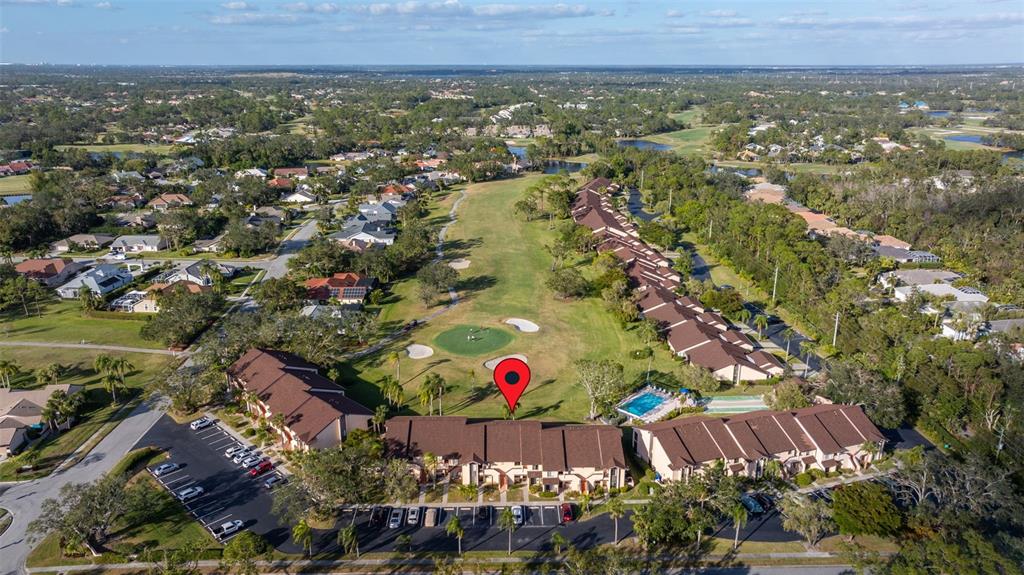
[283,1,340,13]
[94,1,112,8]
[702,9,737,18]
[210,11,305,24]
[56,0,74,5]
[698,17,753,28]
[221,1,252,9]
[666,9,684,17]
[0,26,8,32]
[776,12,1024,30]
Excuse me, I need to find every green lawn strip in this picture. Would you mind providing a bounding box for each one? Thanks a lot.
[0,174,33,195]
[0,300,165,349]
[55,143,176,154]
[346,175,687,423]
[644,126,715,156]
[0,349,170,480]
[26,473,218,568]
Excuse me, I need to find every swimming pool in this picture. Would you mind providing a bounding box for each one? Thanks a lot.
[619,392,667,418]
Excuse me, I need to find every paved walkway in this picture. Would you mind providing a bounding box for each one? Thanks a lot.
[0,341,183,356]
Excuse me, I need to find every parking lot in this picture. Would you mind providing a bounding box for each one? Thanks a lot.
[134,414,292,548]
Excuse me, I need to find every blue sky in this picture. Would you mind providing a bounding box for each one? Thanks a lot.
[1,0,1022,65]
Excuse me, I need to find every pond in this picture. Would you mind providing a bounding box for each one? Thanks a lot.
[543,160,586,174]
[507,145,527,160]
[928,110,951,118]
[618,139,672,151]
[708,165,762,178]
[945,134,984,144]
[0,194,31,206]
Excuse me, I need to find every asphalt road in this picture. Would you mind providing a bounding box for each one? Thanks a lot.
[0,397,169,575]
[264,218,320,280]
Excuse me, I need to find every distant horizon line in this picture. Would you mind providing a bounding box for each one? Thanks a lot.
[3,62,1023,69]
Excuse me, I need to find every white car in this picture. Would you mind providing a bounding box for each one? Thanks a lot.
[175,486,204,501]
[240,455,264,469]
[151,462,180,477]
[211,520,244,539]
[511,506,524,526]
[224,445,249,458]
[190,416,214,431]
[232,449,255,464]
[407,507,421,526]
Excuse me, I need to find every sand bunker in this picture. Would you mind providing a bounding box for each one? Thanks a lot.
[504,318,539,333]
[484,354,528,371]
[406,344,435,359]
[448,258,471,270]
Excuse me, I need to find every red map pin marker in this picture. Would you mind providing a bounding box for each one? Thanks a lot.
[493,357,531,413]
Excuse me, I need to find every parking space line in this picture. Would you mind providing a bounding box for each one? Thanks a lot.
[205,513,232,526]
[169,478,195,489]
[159,469,185,480]
[197,507,227,521]
[219,528,247,543]
[208,436,235,447]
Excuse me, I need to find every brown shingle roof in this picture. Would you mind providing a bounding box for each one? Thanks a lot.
[228,348,372,444]
[385,417,625,470]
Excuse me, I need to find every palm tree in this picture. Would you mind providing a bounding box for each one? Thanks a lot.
[372,405,389,433]
[107,357,135,384]
[550,531,569,555]
[387,351,401,383]
[35,363,63,387]
[498,507,516,556]
[427,374,447,416]
[579,492,591,517]
[422,452,440,487]
[607,497,624,545]
[736,308,752,326]
[93,354,112,378]
[0,360,20,390]
[782,328,795,360]
[79,286,99,311]
[198,261,225,293]
[292,519,313,558]
[754,314,769,338]
[446,514,464,555]
[102,374,125,404]
[418,384,433,416]
[270,413,287,446]
[730,501,748,550]
[380,376,403,408]
[338,524,359,558]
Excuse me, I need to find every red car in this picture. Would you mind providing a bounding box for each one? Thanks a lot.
[248,459,273,477]
[560,503,573,523]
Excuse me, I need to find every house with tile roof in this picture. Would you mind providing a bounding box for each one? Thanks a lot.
[227,349,373,451]
[304,272,373,304]
[634,404,884,482]
[0,384,84,458]
[385,416,627,493]
[14,258,88,287]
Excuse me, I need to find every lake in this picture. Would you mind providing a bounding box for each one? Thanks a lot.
[507,145,527,160]
[543,160,586,174]
[618,139,672,151]
[945,134,984,144]
[928,111,951,118]
[709,165,762,178]
[0,194,31,206]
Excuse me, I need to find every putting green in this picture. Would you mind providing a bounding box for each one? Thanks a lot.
[433,324,514,356]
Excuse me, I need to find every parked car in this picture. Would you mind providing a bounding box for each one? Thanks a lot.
[225,445,249,458]
[175,486,204,501]
[369,507,387,528]
[407,507,421,526]
[388,507,405,529]
[190,416,214,431]
[240,455,264,469]
[751,493,775,511]
[151,462,180,477]
[248,460,273,477]
[424,507,438,527]
[264,475,286,489]
[211,520,243,539]
[232,449,255,464]
[740,494,764,516]
[511,505,524,526]
[560,503,573,523]
[476,505,491,522]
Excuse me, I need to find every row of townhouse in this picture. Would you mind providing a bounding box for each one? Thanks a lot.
[634,403,885,481]
[222,348,882,492]
[385,416,627,494]
[571,178,784,382]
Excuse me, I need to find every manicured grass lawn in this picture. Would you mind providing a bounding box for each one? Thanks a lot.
[670,106,705,125]
[56,143,176,154]
[433,324,515,356]
[0,348,171,480]
[344,175,688,422]
[0,174,33,195]
[646,126,715,156]
[0,300,163,349]
[26,460,217,568]
[226,268,261,295]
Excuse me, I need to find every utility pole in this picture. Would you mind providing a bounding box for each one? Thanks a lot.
[668,188,673,212]
[771,263,779,306]
[832,311,840,347]
[707,218,713,240]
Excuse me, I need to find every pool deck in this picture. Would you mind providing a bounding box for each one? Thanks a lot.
[616,386,682,424]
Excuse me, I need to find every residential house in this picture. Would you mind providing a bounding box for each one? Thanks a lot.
[55,264,134,299]
[227,349,373,450]
[268,177,293,190]
[52,233,115,253]
[872,246,941,264]
[281,189,316,204]
[103,193,146,210]
[131,281,210,313]
[941,317,1024,342]
[163,261,235,287]
[879,269,961,289]
[328,219,395,246]
[147,193,193,212]
[234,168,268,179]
[357,202,398,223]
[110,235,167,253]
[385,417,627,493]
[634,404,884,482]
[14,258,88,288]
[254,206,291,225]
[192,233,226,254]
[893,283,988,306]
[304,272,373,304]
[273,167,309,180]
[112,213,157,229]
[0,384,84,458]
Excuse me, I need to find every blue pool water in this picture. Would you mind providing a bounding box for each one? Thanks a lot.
[620,392,666,417]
